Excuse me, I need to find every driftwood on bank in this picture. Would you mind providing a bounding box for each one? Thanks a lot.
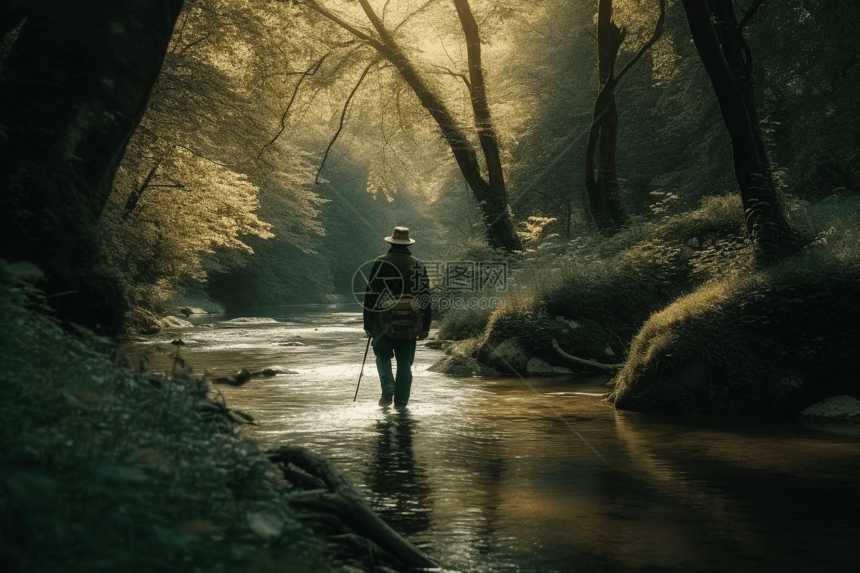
[552,338,622,373]
[267,445,438,571]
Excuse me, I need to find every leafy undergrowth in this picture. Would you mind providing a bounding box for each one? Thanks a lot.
[442,192,860,418]
[447,194,754,366]
[609,196,860,415]
[0,264,323,572]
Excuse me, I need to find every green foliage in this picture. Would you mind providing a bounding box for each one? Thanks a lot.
[0,270,323,572]
[443,193,753,364]
[609,195,860,415]
[436,306,493,341]
[750,2,860,201]
[100,0,324,313]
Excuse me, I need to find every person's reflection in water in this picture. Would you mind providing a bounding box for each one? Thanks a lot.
[365,408,432,537]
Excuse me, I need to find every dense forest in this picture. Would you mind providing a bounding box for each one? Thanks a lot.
[2,0,860,571]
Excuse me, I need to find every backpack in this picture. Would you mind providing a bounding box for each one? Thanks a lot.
[378,294,423,339]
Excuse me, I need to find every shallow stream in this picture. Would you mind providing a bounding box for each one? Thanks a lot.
[127,305,860,572]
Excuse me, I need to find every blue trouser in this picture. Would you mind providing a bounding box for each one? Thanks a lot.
[371,324,416,404]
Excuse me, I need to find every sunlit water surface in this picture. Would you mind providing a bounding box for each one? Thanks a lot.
[127,305,860,572]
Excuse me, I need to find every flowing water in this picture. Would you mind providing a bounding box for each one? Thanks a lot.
[128,305,860,572]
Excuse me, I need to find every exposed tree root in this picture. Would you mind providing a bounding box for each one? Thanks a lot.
[552,338,622,373]
[268,445,439,571]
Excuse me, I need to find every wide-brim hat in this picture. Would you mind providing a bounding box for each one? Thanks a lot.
[385,226,415,245]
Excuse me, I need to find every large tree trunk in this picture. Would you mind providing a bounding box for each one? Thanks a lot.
[585,0,628,233]
[310,0,521,252]
[0,0,185,335]
[452,0,520,251]
[681,0,797,261]
[707,0,771,180]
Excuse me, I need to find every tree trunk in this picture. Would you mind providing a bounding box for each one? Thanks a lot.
[0,0,185,335]
[707,0,771,176]
[584,0,666,234]
[586,0,627,233]
[452,0,520,251]
[681,0,797,261]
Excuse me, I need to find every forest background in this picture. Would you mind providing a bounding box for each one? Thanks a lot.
[75,0,860,318]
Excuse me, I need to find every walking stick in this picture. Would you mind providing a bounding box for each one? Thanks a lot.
[353,335,372,402]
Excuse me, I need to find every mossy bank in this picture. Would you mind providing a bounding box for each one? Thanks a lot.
[436,194,860,418]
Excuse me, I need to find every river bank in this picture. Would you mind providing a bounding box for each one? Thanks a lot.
[0,277,433,572]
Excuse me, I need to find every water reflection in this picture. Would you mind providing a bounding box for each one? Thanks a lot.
[366,408,432,537]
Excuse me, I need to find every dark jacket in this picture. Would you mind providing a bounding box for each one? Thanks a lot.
[363,245,431,334]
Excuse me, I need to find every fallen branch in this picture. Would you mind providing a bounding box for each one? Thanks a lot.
[268,445,438,569]
[551,338,621,373]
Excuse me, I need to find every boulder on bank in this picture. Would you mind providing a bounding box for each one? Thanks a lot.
[179,307,208,317]
[124,307,161,335]
[223,317,278,325]
[160,315,193,328]
[424,339,454,351]
[254,366,297,376]
[609,263,860,417]
[801,396,860,422]
[526,357,574,376]
[428,355,501,377]
[483,337,529,375]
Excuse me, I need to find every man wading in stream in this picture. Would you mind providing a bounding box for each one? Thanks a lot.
[363,227,432,407]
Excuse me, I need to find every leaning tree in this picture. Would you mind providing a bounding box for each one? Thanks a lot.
[295,0,522,252]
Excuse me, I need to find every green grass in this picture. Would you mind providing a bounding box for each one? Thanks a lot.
[0,263,324,572]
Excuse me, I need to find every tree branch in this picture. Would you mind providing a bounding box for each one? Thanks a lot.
[357,0,397,47]
[302,0,385,51]
[739,0,765,28]
[391,0,443,35]
[428,64,471,92]
[258,52,330,159]
[123,158,163,217]
[552,339,621,372]
[315,57,379,183]
[610,0,666,86]
[178,33,211,55]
